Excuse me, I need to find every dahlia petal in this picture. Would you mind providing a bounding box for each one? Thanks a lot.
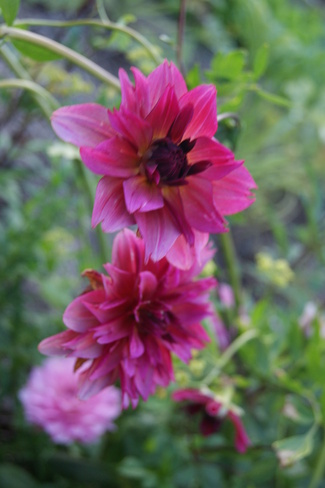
[172,302,213,325]
[162,186,194,246]
[187,137,242,180]
[112,228,144,274]
[172,388,211,404]
[166,232,211,271]
[123,175,164,213]
[51,104,113,148]
[179,85,217,139]
[119,67,150,117]
[138,271,158,300]
[147,60,187,110]
[83,296,128,323]
[92,176,135,232]
[228,411,251,453]
[180,176,227,233]
[103,263,135,296]
[78,372,115,400]
[108,109,153,153]
[212,165,257,216]
[38,330,76,356]
[63,290,105,332]
[64,334,103,358]
[95,321,131,344]
[135,206,181,262]
[130,328,145,358]
[90,344,125,380]
[146,85,179,138]
[80,137,139,177]
[168,104,194,143]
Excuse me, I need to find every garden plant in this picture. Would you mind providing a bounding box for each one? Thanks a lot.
[1,1,325,487]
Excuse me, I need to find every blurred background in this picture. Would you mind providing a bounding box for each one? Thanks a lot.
[1,0,325,486]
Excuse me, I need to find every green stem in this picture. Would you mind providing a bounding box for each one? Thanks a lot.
[219,232,242,312]
[308,428,325,488]
[13,17,162,64]
[203,329,258,385]
[0,25,121,89]
[0,78,59,111]
[75,160,109,264]
[96,0,110,22]
[0,44,56,118]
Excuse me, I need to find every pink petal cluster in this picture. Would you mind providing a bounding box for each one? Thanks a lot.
[19,357,121,445]
[172,388,250,453]
[39,229,216,409]
[51,60,256,265]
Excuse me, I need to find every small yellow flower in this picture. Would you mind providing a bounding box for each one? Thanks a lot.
[256,252,294,288]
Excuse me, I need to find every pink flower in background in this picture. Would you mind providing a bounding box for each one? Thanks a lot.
[172,388,250,453]
[19,357,121,445]
[51,60,256,264]
[39,229,216,409]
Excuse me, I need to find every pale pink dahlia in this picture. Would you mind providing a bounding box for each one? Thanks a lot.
[39,229,216,408]
[51,60,256,264]
[19,357,121,444]
[172,388,250,453]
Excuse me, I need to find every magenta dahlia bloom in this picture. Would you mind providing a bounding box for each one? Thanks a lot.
[39,229,216,409]
[172,388,250,453]
[51,60,256,264]
[19,357,121,445]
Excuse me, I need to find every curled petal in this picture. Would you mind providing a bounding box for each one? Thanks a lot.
[179,85,217,139]
[51,104,113,148]
[92,176,135,232]
[212,165,257,216]
[108,109,153,153]
[80,137,139,177]
[111,228,144,274]
[147,60,187,111]
[135,206,181,262]
[180,177,226,233]
[123,175,164,213]
[188,137,242,180]
[146,86,180,139]
[63,290,106,333]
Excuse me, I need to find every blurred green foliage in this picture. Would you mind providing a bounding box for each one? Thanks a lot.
[1,0,325,486]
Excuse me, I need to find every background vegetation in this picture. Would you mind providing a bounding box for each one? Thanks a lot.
[1,0,325,486]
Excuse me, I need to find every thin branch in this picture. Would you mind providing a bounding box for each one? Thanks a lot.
[0,25,121,89]
[13,17,162,65]
[176,0,187,75]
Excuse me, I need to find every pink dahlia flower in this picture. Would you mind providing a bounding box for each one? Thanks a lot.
[172,388,250,453]
[19,357,121,444]
[39,229,216,409]
[51,60,256,264]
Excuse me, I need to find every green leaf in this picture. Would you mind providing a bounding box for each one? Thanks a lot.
[253,43,269,79]
[0,0,20,26]
[208,50,247,81]
[12,37,61,62]
[0,463,39,488]
[273,432,314,467]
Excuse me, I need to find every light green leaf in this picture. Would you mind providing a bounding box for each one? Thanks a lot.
[12,37,61,62]
[253,43,269,79]
[209,50,247,81]
[0,0,20,26]
[273,432,314,467]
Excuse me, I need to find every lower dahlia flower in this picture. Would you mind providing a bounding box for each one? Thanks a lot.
[39,229,216,409]
[51,60,256,265]
[172,388,250,453]
[19,357,121,444]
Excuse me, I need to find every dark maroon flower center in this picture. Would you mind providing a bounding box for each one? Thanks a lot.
[143,137,211,186]
[145,137,191,185]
